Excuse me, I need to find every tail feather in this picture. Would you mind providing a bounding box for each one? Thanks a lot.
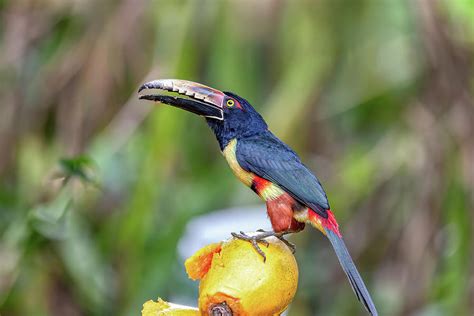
[325,228,378,316]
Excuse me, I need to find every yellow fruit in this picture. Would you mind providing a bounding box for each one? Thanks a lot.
[141,298,199,316]
[185,236,298,316]
[185,242,222,280]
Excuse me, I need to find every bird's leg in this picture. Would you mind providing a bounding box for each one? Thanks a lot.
[231,229,295,262]
[231,231,270,261]
[256,229,296,254]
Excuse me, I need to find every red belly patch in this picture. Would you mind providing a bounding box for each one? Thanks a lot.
[250,176,271,195]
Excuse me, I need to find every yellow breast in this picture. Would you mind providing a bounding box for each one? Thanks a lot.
[222,139,285,201]
[222,139,254,187]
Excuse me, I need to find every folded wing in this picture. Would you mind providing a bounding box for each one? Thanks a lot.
[236,132,330,217]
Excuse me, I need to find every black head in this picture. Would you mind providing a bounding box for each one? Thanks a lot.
[206,92,267,150]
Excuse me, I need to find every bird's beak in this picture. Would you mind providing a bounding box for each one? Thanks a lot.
[138,79,225,120]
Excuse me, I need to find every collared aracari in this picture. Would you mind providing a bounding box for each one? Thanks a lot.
[139,79,378,315]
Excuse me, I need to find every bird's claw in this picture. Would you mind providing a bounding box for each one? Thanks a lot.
[231,231,269,261]
[231,229,296,262]
[276,235,296,254]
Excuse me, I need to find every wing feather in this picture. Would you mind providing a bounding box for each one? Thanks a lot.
[236,133,329,217]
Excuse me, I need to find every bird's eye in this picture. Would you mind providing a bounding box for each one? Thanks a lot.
[226,99,235,107]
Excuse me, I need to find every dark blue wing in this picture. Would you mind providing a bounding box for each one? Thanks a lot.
[236,132,330,217]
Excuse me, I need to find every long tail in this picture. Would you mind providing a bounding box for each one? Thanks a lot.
[309,210,378,316]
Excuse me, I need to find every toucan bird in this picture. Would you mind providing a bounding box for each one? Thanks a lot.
[138,79,378,316]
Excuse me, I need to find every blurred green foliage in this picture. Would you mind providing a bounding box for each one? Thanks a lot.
[0,0,473,315]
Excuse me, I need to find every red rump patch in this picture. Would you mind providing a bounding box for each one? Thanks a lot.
[309,209,342,237]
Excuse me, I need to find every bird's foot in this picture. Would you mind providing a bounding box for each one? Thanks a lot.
[256,229,296,254]
[231,231,270,261]
[231,230,295,262]
[257,229,296,253]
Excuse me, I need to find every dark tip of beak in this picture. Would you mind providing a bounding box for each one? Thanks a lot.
[138,94,160,101]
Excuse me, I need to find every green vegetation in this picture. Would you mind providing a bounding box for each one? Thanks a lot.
[0,1,472,315]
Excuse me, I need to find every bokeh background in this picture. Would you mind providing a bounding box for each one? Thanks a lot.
[0,0,473,315]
